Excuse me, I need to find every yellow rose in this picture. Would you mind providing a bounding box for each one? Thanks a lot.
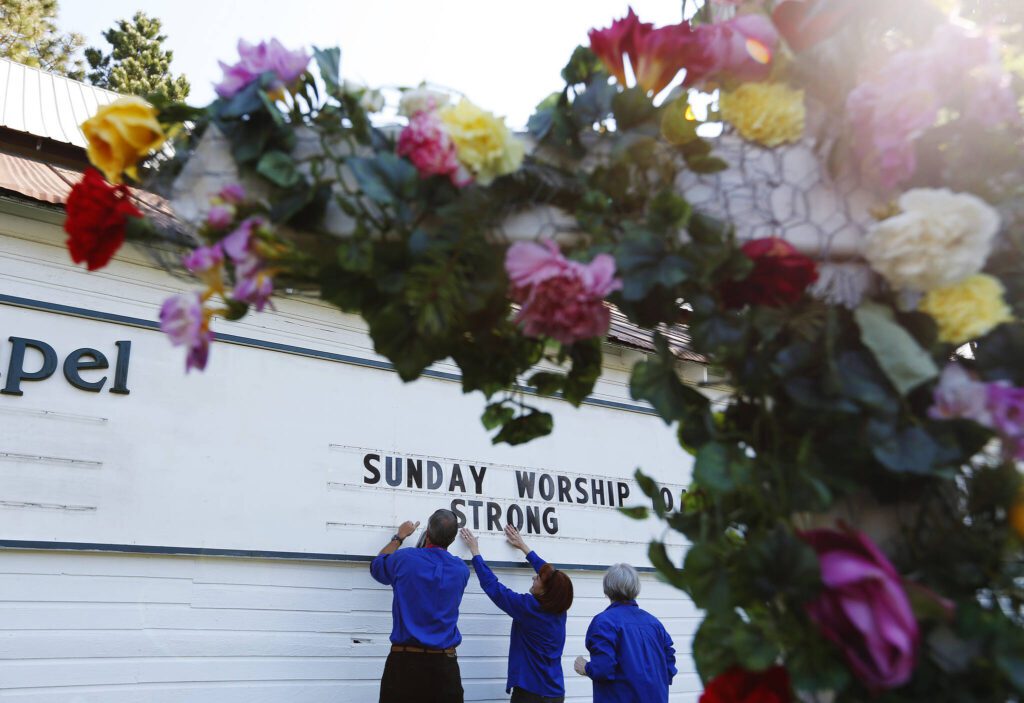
[439,99,524,185]
[918,273,1013,344]
[719,82,805,148]
[1011,494,1024,542]
[82,96,166,183]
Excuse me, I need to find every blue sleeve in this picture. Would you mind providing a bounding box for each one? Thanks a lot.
[370,552,395,585]
[662,625,677,683]
[585,614,619,681]
[525,550,547,574]
[472,555,530,618]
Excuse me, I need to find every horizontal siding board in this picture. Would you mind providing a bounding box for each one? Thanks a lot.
[0,537,700,701]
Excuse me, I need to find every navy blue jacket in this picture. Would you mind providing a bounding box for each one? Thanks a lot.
[370,545,470,649]
[585,600,677,703]
[472,551,567,697]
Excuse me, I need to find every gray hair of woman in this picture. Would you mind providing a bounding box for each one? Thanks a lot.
[603,563,641,602]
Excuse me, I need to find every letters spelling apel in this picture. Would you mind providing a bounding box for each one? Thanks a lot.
[0,336,132,396]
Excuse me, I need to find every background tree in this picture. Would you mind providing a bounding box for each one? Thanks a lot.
[85,11,189,101]
[0,0,84,78]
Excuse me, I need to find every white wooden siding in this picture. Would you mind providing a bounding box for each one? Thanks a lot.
[0,550,702,701]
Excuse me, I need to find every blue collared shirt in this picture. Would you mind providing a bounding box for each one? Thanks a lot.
[585,600,677,703]
[370,545,470,649]
[472,551,566,697]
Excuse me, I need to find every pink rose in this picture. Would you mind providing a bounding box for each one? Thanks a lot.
[800,529,919,691]
[397,111,470,186]
[215,38,310,99]
[691,13,779,84]
[505,240,622,345]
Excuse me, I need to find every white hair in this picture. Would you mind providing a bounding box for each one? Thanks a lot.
[603,563,641,601]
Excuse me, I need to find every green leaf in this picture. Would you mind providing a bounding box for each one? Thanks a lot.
[693,442,751,496]
[615,230,692,301]
[854,302,939,395]
[256,150,301,188]
[648,190,691,233]
[635,468,667,516]
[744,524,821,600]
[618,505,649,520]
[572,75,616,125]
[481,402,515,431]
[648,541,686,589]
[686,154,730,173]
[693,611,742,681]
[611,87,656,130]
[492,410,554,445]
[561,45,601,85]
[313,46,341,94]
[528,371,564,396]
[629,333,710,424]
[731,624,780,671]
[684,542,733,612]
[562,338,602,405]
[348,154,418,204]
[660,99,699,145]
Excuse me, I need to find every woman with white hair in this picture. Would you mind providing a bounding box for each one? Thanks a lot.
[573,562,677,702]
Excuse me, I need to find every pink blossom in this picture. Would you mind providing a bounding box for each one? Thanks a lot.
[505,240,622,345]
[221,217,275,312]
[588,8,651,86]
[206,204,235,230]
[928,363,991,425]
[183,245,224,276]
[691,13,779,84]
[631,22,707,95]
[800,529,919,691]
[847,23,1018,189]
[159,293,213,372]
[215,39,310,99]
[397,111,470,187]
[987,383,1024,459]
[217,183,247,204]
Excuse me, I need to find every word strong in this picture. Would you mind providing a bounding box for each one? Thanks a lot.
[1,336,132,396]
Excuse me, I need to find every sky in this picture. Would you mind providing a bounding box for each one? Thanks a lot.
[59,1,688,128]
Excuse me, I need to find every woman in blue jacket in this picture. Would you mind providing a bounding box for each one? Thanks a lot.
[574,562,677,703]
[460,525,574,703]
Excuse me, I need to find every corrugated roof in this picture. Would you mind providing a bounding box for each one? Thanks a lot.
[0,59,120,149]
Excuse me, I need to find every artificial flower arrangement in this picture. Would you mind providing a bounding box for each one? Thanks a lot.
[62,1,1024,700]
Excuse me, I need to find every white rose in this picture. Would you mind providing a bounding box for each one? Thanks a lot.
[359,88,385,114]
[863,188,1000,291]
[398,87,449,117]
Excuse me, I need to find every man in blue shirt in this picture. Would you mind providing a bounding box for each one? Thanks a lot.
[371,509,470,703]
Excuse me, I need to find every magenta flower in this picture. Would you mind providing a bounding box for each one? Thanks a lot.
[397,111,470,187]
[631,22,706,95]
[505,240,622,345]
[206,204,235,230]
[691,13,778,85]
[588,8,651,86]
[987,383,1024,459]
[183,245,224,276]
[221,217,274,311]
[928,363,991,426]
[159,293,213,372]
[217,183,247,204]
[800,529,919,691]
[215,39,310,99]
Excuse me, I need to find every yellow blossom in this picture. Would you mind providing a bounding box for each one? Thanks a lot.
[719,82,805,148]
[439,98,524,185]
[1011,494,1024,542]
[82,97,166,183]
[918,274,1013,344]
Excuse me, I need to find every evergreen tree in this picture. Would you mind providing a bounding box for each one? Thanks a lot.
[85,11,189,101]
[0,0,84,78]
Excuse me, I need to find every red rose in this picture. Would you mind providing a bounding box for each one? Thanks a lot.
[64,168,141,271]
[721,237,818,308]
[700,666,792,703]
